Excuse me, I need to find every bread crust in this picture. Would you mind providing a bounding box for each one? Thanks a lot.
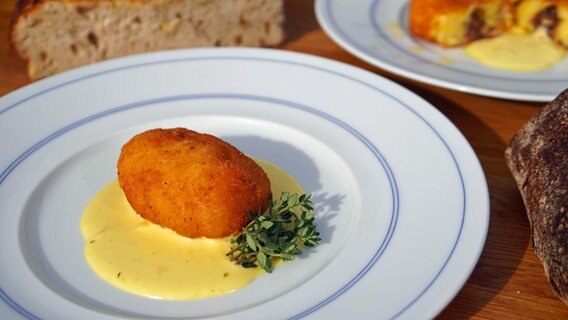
[505,88,568,304]
[11,0,40,20]
[9,0,40,56]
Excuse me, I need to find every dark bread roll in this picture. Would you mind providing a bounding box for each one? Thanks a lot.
[505,88,568,304]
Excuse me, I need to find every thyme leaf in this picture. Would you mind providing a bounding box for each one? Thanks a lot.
[226,192,320,273]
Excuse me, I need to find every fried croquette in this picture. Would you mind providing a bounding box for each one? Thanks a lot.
[117,128,272,238]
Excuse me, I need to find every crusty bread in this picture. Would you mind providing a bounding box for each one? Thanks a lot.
[505,88,568,304]
[10,0,285,79]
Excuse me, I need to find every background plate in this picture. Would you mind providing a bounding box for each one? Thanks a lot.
[315,0,568,101]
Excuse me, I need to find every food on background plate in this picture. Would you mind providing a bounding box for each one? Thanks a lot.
[464,30,565,71]
[10,0,285,79]
[505,88,568,305]
[409,0,568,47]
[515,0,568,48]
[82,128,320,299]
[409,0,568,71]
[409,0,511,47]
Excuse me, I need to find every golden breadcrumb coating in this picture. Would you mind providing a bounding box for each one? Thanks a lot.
[409,0,513,47]
[117,128,272,238]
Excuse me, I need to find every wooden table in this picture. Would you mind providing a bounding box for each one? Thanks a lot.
[1,0,567,319]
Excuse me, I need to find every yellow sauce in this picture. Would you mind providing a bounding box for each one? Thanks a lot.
[81,160,303,300]
[387,23,405,40]
[437,57,455,66]
[465,31,566,72]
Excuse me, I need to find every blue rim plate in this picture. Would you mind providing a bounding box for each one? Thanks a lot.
[315,0,568,102]
[0,47,488,319]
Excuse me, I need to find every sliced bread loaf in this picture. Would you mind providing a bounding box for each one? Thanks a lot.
[10,0,285,79]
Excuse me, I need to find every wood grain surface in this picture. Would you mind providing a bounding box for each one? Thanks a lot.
[1,0,567,319]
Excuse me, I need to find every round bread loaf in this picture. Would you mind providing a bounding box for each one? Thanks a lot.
[505,88,568,305]
[117,128,271,238]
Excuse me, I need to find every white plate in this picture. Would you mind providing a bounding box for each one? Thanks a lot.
[0,48,488,319]
[315,0,568,101]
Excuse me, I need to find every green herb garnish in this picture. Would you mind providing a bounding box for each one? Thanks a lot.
[226,192,320,273]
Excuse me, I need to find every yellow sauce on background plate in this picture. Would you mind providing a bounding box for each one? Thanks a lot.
[465,31,566,72]
[81,160,303,300]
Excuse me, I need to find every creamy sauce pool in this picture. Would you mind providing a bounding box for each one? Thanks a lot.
[81,160,303,300]
[465,30,565,72]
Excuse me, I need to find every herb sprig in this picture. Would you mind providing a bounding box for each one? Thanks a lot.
[226,192,320,273]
